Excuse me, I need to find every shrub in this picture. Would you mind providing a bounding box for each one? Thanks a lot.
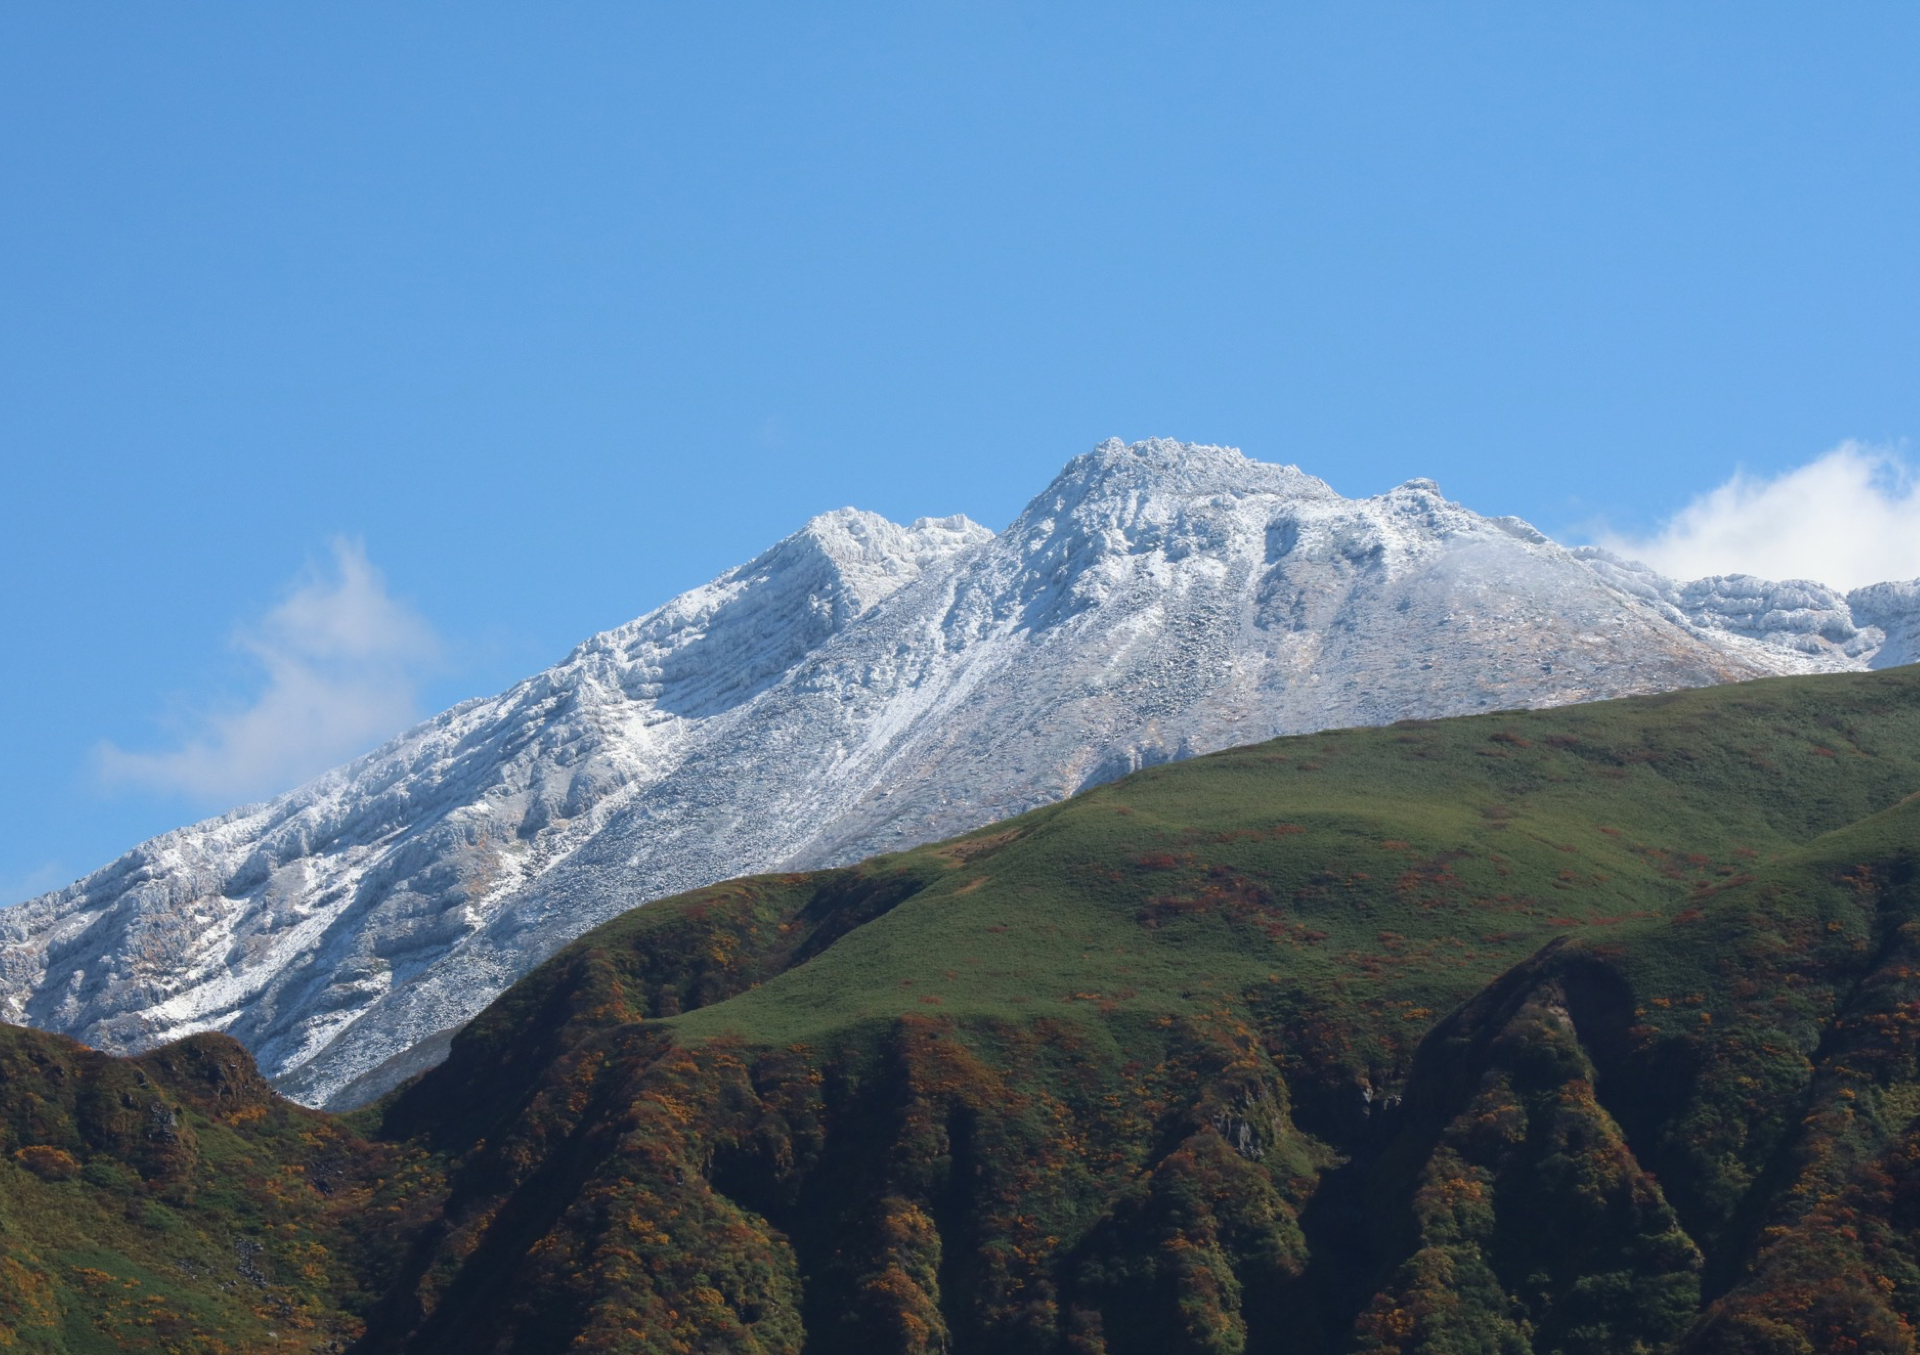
[12,1145,80,1182]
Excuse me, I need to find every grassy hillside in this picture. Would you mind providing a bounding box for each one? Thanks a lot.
[0,1025,437,1352]
[4,666,1920,1352]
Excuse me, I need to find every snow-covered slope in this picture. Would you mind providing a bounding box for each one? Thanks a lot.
[5,440,1916,1108]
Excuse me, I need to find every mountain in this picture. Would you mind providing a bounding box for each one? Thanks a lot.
[7,666,1920,1353]
[4,439,1917,1111]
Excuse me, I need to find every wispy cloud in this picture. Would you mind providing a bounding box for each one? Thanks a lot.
[98,539,442,805]
[1595,442,1920,590]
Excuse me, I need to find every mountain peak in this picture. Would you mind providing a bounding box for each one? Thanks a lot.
[1051,436,1317,492]
[562,505,990,721]
[8,439,1917,1111]
[1018,440,1336,540]
[790,507,991,603]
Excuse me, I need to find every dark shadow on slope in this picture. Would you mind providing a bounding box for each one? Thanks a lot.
[703,1031,951,1355]
[928,1104,988,1355]
[350,1036,654,1354]
[1691,848,1920,1302]
[779,872,934,970]
[1271,943,1572,1351]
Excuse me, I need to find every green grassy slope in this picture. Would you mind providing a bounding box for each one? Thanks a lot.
[5,666,1920,1353]
[0,1026,436,1352]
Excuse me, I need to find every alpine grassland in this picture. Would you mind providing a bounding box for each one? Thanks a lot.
[5,666,1920,1352]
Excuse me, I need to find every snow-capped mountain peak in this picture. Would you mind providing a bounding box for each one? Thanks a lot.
[566,507,991,720]
[5,440,1916,1110]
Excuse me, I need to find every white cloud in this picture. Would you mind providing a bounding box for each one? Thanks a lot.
[98,539,442,804]
[1595,442,1920,590]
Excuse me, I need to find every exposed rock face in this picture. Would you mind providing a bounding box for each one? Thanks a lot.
[4,439,1916,1108]
[1850,579,1920,669]
[1573,548,1892,662]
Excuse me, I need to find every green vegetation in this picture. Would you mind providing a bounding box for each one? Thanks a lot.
[0,1026,436,1352]
[5,666,1920,1351]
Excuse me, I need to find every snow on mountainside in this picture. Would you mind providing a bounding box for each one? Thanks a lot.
[5,439,1917,1109]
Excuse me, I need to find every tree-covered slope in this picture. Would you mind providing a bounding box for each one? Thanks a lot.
[6,666,1920,1352]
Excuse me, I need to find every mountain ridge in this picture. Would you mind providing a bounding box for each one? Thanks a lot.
[5,438,1917,1109]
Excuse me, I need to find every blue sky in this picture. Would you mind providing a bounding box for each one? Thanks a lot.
[4,4,1919,901]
